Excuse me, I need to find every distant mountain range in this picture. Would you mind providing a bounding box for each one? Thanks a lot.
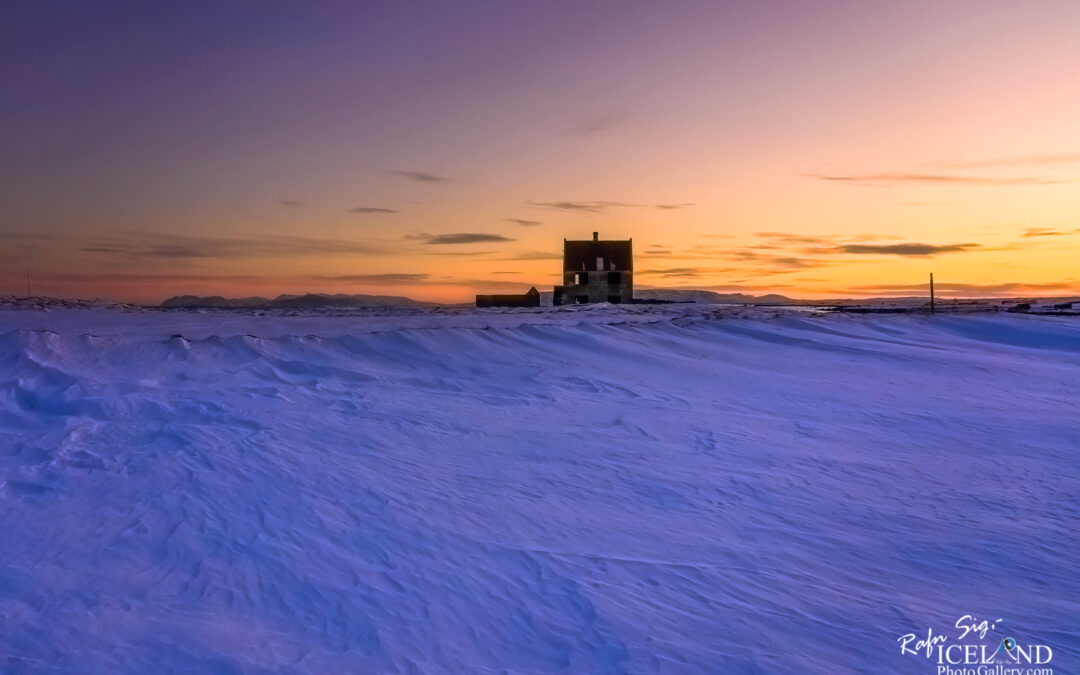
[3,290,1072,312]
[160,293,452,309]
[162,290,798,308]
[633,289,795,305]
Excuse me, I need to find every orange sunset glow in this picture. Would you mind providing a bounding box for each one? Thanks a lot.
[3,2,1078,304]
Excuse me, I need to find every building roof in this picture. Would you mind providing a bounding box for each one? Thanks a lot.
[563,237,633,272]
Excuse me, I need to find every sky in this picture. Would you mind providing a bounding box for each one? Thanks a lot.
[2,0,1079,304]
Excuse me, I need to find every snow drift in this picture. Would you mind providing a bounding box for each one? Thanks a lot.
[0,307,1077,673]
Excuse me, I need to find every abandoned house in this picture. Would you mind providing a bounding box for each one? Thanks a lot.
[475,286,541,308]
[553,232,633,305]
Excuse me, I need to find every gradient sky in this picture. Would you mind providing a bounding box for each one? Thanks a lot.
[3,0,1079,303]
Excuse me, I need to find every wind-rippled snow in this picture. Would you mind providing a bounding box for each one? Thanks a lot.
[0,307,1077,673]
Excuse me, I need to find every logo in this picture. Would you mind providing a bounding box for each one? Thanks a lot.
[897,615,1054,674]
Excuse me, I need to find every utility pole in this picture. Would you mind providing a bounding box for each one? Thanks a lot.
[929,272,935,314]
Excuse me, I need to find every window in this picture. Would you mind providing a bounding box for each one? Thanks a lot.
[574,272,588,284]
[596,257,604,271]
[608,295,620,304]
[608,271,621,284]
[575,295,588,304]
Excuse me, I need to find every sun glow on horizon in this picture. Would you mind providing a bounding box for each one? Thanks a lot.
[2,1,1078,303]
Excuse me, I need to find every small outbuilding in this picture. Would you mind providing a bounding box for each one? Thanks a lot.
[476,286,541,308]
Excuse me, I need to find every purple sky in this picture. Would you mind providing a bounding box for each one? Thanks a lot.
[2,1,1079,302]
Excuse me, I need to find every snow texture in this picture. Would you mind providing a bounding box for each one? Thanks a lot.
[1,306,1077,673]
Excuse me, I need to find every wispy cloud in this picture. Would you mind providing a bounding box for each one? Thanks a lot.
[639,254,825,278]
[635,282,792,293]
[24,273,267,285]
[637,267,731,278]
[25,272,507,294]
[505,218,543,227]
[80,246,129,254]
[837,243,980,256]
[391,170,449,183]
[640,245,745,260]
[641,242,834,272]
[925,153,1080,169]
[309,273,428,284]
[27,271,557,293]
[494,251,561,261]
[408,233,515,244]
[850,281,1077,294]
[770,257,819,268]
[1021,227,1080,237]
[0,232,51,241]
[0,232,52,261]
[846,233,906,242]
[528,201,608,212]
[526,200,694,213]
[349,207,397,214]
[459,278,545,290]
[279,199,305,206]
[571,113,631,136]
[81,232,386,259]
[806,172,1069,186]
[755,232,831,245]
[750,231,987,259]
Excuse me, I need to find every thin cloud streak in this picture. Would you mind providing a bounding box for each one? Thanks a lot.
[80,233,387,259]
[309,273,428,284]
[806,173,1070,186]
[850,281,1077,294]
[637,267,735,278]
[391,170,449,183]
[526,200,694,213]
[1021,227,1080,237]
[349,207,397,214]
[527,201,607,212]
[838,243,980,256]
[570,113,631,136]
[755,232,830,245]
[493,251,561,261]
[408,233,515,245]
[925,153,1080,169]
[459,278,546,290]
[0,232,51,241]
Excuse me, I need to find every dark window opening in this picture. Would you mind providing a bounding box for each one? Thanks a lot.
[608,271,621,284]
[575,295,588,304]
[608,295,620,304]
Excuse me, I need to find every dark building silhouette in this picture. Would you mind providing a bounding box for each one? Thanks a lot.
[476,286,541,308]
[553,232,632,305]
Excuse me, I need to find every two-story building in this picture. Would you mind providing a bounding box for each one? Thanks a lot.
[553,232,633,305]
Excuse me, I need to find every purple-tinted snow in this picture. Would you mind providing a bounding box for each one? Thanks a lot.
[0,306,1077,673]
